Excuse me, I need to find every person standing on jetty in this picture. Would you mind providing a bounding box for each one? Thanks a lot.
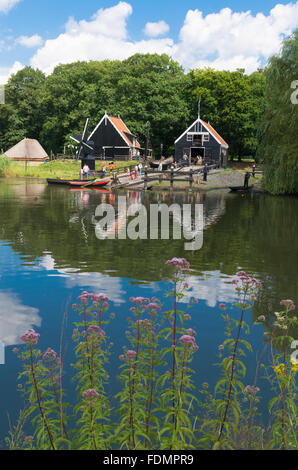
[83,163,90,180]
[244,171,251,189]
[102,162,107,178]
[252,164,256,178]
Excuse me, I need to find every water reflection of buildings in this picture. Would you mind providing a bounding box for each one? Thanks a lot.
[12,182,46,204]
[69,189,227,240]
[0,292,41,346]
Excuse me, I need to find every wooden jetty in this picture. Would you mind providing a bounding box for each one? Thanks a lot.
[110,164,220,191]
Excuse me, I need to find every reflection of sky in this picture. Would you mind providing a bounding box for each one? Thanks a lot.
[39,254,126,305]
[183,271,238,308]
[38,256,239,309]
[0,291,40,346]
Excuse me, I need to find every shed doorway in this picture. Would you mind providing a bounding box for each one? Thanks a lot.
[191,147,205,163]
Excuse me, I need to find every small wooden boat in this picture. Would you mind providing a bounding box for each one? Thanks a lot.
[149,156,174,170]
[47,178,110,188]
[229,185,254,192]
[69,179,110,188]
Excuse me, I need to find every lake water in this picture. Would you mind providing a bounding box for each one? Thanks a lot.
[0,178,297,447]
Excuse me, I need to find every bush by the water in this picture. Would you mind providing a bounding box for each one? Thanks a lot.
[0,156,11,175]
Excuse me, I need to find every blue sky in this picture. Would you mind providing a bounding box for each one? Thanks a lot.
[0,0,298,82]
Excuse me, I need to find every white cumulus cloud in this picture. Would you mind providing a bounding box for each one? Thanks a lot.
[3,2,298,81]
[144,20,170,37]
[175,3,298,72]
[30,2,173,75]
[0,292,41,346]
[0,60,24,84]
[16,34,43,48]
[0,0,20,13]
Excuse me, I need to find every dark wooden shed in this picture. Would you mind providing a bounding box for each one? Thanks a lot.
[88,114,141,161]
[175,118,228,166]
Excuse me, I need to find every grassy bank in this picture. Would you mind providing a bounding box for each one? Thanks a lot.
[0,157,137,179]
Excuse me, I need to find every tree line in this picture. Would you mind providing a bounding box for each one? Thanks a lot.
[0,54,265,160]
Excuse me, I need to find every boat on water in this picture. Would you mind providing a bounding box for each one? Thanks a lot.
[149,156,174,170]
[47,178,110,188]
[229,185,254,192]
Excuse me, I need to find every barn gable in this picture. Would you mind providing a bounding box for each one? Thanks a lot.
[87,114,141,161]
[175,118,228,166]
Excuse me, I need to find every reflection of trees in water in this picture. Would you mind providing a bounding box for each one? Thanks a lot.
[0,182,297,328]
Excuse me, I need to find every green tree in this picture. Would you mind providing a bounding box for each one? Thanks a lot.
[258,30,298,195]
[0,67,45,150]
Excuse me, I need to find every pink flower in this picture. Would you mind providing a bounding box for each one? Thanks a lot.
[184,314,191,320]
[126,350,137,359]
[165,258,190,272]
[42,348,57,362]
[119,355,125,361]
[187,328,197,336]
[82,389,99,398]
[280,299,295,310]
[245,385,260,396]
[147,303,161,311]
[219,303,226,310]
[20,329,40,346]
[179,335,196,345]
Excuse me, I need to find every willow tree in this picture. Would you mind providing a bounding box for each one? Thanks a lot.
[258,30,298,195]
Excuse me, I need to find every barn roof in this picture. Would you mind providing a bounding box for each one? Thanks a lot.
[109,116,141,149]
[201,120,229,148]
[175,118,229,149]
[4,138,48,160]
[89,114,141,149]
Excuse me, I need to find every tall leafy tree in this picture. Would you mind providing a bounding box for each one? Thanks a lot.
[258,30,298,195]
[0,67,45,150]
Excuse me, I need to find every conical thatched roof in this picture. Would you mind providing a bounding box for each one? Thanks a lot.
[5,138,48,160]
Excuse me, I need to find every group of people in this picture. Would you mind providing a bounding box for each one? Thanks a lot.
[101,162,115,178]
[130,163,143,180]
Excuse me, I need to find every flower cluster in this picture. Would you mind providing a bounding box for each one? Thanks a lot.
[42,348,57,362]
[82,389,100,398]
[20,329,40,346]
[274,363,286,375]
[280,299,296,310]
[165,258,190,272]
[245,385,260,396]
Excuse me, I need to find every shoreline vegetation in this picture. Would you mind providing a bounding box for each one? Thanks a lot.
[7,259,297,450]
[0,157,263,192]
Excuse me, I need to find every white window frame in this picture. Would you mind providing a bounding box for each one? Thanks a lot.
[187,133,193,142]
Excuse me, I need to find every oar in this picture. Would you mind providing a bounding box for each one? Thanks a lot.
[80,178,98,188]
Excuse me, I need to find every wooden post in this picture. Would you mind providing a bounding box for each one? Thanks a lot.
[189,168,193,192]
[170,167,174,190]
[144,168,148,190]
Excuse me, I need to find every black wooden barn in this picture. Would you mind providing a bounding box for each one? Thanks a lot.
[88,114,141,162]
[175,118,228,166]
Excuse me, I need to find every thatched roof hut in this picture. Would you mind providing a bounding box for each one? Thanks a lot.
[5,138,48,166]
